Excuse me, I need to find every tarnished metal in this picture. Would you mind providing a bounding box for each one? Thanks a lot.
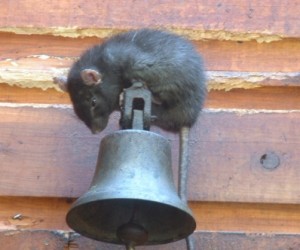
[67,81,195,248]
[120,82,152,130]
[66,130,196,246]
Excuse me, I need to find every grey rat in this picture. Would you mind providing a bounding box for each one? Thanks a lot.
[54,29,206,249]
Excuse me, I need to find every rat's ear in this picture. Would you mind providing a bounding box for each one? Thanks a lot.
[81,69,102,86]
[53,76,68,92]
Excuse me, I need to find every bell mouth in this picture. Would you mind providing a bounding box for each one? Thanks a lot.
[66,198,196,245]
[66,129,196,245]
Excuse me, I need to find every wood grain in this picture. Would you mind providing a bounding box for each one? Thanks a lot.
[189,110,300,203]
[2,85,300,110]
[0,85,70,104]
[207,86,300,110]
[0,0,299,38]
[0,106,300,204]
[0,197,71,230]
[190,202,300,233]
[0,33,300,72]
[0,230,299,250]
[72,231,300,250]
[0,0,299,248]
[1,197,300,233]
[0,106,104,198]
[0,33,299,90]
[0,230,68,250]
[2,61,298,90]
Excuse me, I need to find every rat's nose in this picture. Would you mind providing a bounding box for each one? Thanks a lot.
[90,116,108,134]
[91,121,105,134]
[91,127,102,134]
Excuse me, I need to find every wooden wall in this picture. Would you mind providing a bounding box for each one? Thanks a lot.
[0,1,300,249]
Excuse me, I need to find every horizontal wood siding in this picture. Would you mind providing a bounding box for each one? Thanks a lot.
[0,0,299,38]
[1,197,300,233]
[2,85,300,110]
[0,0,300,249]
[0,105,300,204]
[0,230,299,250]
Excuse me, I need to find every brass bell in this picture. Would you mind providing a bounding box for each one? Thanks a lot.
[66,129,196,247]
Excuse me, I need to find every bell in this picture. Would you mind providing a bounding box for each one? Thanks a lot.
[66,129,196,247]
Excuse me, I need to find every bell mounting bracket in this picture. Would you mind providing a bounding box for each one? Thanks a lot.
[120,82,152,130]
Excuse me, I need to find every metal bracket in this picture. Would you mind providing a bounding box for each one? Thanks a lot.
[120,82,152,130]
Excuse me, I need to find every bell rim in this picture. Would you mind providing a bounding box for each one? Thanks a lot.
[66,197,196,245]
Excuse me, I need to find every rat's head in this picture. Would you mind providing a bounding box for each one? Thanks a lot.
[54,67,115,134]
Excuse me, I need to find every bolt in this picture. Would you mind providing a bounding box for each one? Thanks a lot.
[260,152,280,170]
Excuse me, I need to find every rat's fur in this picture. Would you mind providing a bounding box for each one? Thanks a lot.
[66,29,206,133]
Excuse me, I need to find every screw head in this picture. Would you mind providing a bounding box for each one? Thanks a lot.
[260,152,280,170]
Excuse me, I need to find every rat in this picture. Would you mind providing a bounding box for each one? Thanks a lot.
[54,28,206,250]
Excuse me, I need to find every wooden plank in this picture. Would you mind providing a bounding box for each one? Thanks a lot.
[0,0,299,39]
[1,58,298,90]
[0,197,71,230]
[190,232,300,250]
[0,230,68,250]
[1,230,299,250]
[207,86,300,110]
[71,231,300,250]
[0,33,299,90]
[2,85,300,110]
[190,202,300,233]
[1,33,300,72]
[189,110,300,203]
[0,33,99,59]
[0,106,105,198]
[1,56,299,90]
[200,38,300,72]
[0,85,70,104]
[1,197,300,233]
[0,106,300,203]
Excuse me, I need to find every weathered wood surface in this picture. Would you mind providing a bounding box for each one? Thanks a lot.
[0,0,299,248]
[2,85,300,110]
[0,230,299,250]
[0,106,102,198]
[0,0,299,39]
[72,232,300,250]
[190,110,300,203]
[0,230,68,250]
[0,105,300,203]
[2,62,298,90]
[192,202,300,233]
[0,197,71,230]
[0,85,70,105]
[1,60,299,90]
[208,86,300,110]
[0,33,299,90]
[1,197,300,233]
[1,34,300,72]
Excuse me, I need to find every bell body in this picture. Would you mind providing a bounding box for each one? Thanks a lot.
[66,130,196,245]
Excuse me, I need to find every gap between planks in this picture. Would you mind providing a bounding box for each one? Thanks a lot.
[1,33,300,72]
[1,85,300,110]
[0,197,300,233]
[0,102,300,115]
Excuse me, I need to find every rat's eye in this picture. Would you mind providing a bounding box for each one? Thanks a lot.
[91,97,97,108]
